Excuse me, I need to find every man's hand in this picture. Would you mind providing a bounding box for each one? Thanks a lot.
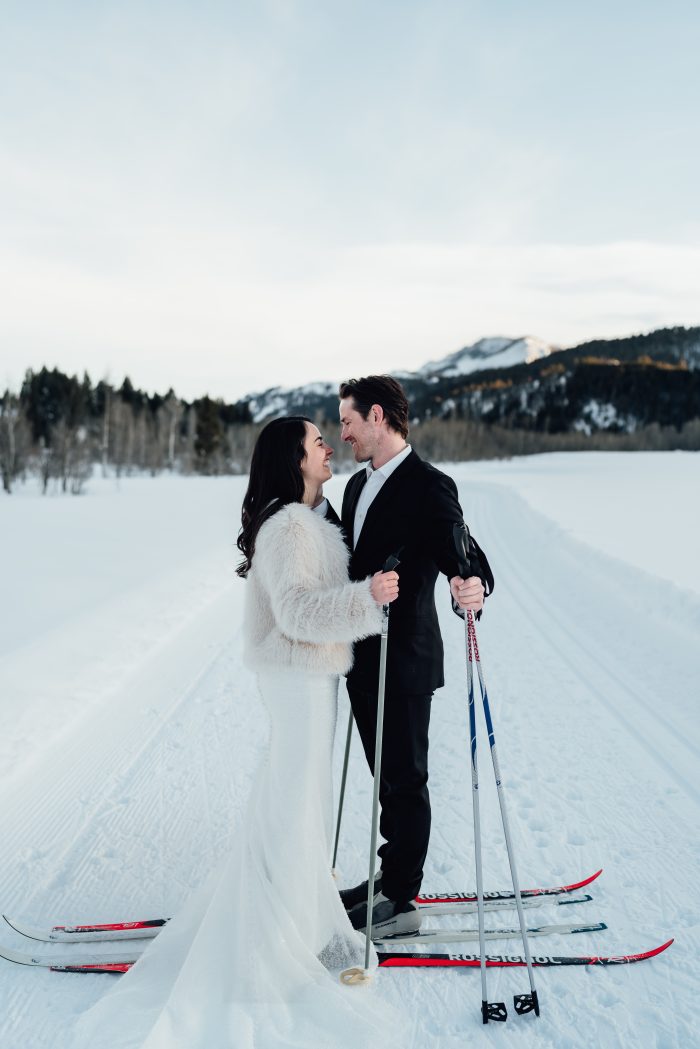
[450,575,484,612]
[371,570,399,606]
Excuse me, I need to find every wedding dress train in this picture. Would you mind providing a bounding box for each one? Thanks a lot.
[69,669,412,1049]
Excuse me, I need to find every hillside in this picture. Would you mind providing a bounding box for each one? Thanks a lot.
[243,326,700,435]
[2,326,699,493]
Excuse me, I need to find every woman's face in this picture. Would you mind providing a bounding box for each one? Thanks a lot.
[300,422,333,488]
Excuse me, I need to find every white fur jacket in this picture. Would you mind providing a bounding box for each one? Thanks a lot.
[243,502,383,675]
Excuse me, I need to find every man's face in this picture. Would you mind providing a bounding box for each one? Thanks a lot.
[339,398,378,463]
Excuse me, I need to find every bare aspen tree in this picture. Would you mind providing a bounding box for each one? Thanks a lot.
[226,422,262,473]
[110,397,131,478]
[68,426,93,494]
[0,394,18,493]
[161,392,184,472]
[0,392,30,493]
[38,437,51,494]
[134,410,147,471]
[124,410,134,474]
[180,405,197,475]
[101,384,111,477]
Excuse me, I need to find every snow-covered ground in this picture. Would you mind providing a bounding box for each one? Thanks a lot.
[0,452,698,1049]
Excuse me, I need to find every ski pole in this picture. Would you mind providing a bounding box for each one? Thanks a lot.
[453,523,505,1024]
[467,608,540,1017]
[331,706,354,876]
[341,549,401,985]
[454,521,540,1019]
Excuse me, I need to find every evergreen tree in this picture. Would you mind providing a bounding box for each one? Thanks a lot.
[193,396,224,472]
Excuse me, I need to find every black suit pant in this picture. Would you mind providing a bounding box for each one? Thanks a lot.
[347,683,432,904]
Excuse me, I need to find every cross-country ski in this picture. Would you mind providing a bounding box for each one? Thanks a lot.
[374,940,675,969]
[372,919,607,944]
[0,920,608,969]
[2,872,600,943]
[0,932,670,975]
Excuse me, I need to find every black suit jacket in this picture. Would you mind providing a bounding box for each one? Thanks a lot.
[341,450,482,694]
[322,500,342,530]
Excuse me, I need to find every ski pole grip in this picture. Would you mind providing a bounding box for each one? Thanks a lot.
[453,522,472,578]
[382,549,402,573]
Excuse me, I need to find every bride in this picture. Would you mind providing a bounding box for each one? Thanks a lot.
[69,416,411,1049]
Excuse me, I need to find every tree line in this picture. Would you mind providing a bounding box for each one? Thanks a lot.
[0,368,253,495]
[2,364,698,496]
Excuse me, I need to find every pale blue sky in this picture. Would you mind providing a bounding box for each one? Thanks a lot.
[1,0,698,400]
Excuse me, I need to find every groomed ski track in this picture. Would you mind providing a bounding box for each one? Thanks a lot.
[0,462,697,1049]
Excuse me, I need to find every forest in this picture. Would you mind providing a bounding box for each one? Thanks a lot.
[2,323,699,495]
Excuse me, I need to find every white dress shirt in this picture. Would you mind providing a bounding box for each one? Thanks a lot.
[353,444,412,549]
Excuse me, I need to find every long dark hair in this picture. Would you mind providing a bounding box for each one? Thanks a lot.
[236,416,311,578]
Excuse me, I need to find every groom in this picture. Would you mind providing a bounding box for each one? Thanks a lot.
[337,375,491,936]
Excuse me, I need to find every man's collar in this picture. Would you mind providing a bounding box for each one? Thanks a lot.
[366,443,412,480]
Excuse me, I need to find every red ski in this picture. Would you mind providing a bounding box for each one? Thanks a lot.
[376,939,674,968]
[415,869,602,906]
[0,936,673,975]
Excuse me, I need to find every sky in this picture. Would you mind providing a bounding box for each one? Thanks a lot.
[1,0,699,402]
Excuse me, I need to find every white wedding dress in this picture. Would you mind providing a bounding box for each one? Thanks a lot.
[69,668,413,1049]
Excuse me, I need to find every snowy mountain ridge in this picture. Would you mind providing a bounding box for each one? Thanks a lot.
[240,325,699,435]
[416,335,556,378]
[246,334,555,423]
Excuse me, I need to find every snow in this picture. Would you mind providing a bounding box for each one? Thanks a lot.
[417,336,556,378]
[248,381,336,422]
[448,452,700,596]
[573,400,637,434]
[248,391,288,423]
[0,453,698,1048]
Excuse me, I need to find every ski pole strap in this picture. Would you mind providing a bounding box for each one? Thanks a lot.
[453,523,495,596]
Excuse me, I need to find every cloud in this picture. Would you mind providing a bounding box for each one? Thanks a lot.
[1,4,698,398]
[1,237,698,399]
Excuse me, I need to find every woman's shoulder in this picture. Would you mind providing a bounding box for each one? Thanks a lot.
[257,501,346,557]
[257,501,321,547]
[254,501,348,583]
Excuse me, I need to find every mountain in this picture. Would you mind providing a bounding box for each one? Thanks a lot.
[415,336,556,378]
[244,335,557,424]
[246,381,339,425]
[238,325,700,435]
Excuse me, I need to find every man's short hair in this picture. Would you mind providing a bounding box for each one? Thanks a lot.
[338,375,409,439]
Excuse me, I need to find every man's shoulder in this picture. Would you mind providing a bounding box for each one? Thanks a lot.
[411,453,457,491]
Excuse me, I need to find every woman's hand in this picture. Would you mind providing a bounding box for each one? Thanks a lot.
[370,570,399,606]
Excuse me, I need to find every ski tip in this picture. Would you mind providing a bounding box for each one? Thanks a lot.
[51,963,133,974]
[649,938,674,957]
[1,915,27,938]
[567,869,603,891]
[601,939,674,965]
